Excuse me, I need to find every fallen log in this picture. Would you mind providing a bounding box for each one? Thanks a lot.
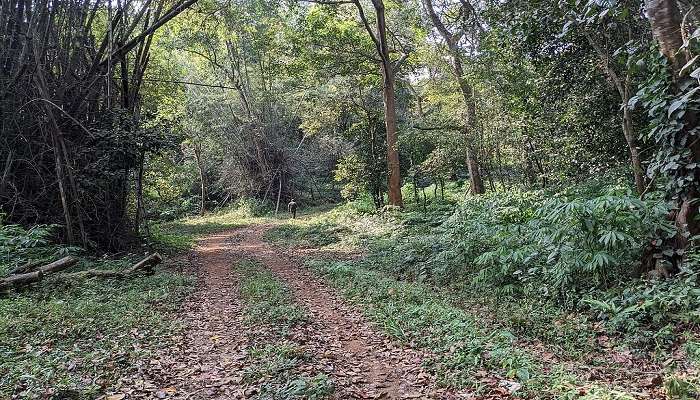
[5,259,44,276]
[0,256,79,291]
[65,253,162,279]
[0,253,162,293]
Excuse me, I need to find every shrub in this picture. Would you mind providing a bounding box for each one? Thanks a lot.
[471,190,672,300]
[0,221,78,275]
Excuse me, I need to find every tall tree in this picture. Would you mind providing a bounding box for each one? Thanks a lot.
[350,0,409,206]
[561,0,649,194]
[642,0,699,269]
[422,0,485,194]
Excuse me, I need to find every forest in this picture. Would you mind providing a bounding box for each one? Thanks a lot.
[1,0,700,398]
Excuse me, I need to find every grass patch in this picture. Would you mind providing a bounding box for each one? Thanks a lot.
[238,259,306,329]
[150,206,267,252]
[243,343,308,383]
[0,261,193,399]
[244,343,333,400]
[308,259,542,395]
[236,259,333,399]
[263,222,351,248]
[259,373,334,400]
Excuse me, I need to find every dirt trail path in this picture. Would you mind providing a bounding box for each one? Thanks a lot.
[123,223,463,399]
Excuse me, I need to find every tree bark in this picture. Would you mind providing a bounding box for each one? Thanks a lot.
[646,0,687,72]
[375,0,403,207]
[645,0,700,270]
[0,254,162,294]
[193,141,207,216]
[275,171,283,216]
[0,256,79,292]
[622,103,646,194]
[135,148,146,236]
[466,145,484,194]
[353,0,404,207]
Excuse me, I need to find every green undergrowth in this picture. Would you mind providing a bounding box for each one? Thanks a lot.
[238,258,307,330]
[285,188,700,353]
[263,222,351,248]
[308,259,553,396]
[151,206,263,252]
[265,183,700,397]
[309,258,666,398]
[149,197,310,253]
[235,259,333,399]
[1,218,196,399]
[262,200,406,252]
[0,261,193,399]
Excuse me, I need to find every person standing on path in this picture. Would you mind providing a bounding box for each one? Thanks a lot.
[288,198,298,219]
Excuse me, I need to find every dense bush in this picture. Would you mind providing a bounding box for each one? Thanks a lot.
[473,191,673,299]
[351,185,700,339]
[389,188,671,300]
[0,221,78,275]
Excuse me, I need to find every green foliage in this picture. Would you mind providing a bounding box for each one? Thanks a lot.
[0,264,193,398]
[370,187,671,302]
[0,222,78,275]
[234,198,274,218]
[665,374,700,400]
[474,191,672,298]
[263,222,350,248]
[150,204,264,252]
[334,153,369,201]
[309,260,539,393]
[583,265,700,346]
[320,185,697,350]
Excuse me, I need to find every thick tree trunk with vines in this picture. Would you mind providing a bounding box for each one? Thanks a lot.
[644,0,700,272]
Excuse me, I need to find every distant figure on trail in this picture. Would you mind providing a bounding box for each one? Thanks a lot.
[288,199,298,219]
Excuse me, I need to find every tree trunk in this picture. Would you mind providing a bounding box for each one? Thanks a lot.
[466,145,485,194]
[0,256,79,292]
[646,0,687,72]
[0,151,12,197]
[644,0,700,270]
[583,31,646,194]
[135,149,146,237]
[495,142,508,191]
[422,0,485,195]
[622,104,646,194]
[275,172,283,216]
[379,51,403,207]
[352,0,404,206]
[193,141,206,216]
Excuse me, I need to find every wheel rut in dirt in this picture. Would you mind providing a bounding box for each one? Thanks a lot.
[122,225,462,399]
[235,224,455,399]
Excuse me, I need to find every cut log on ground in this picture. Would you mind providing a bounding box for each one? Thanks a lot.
[65,253,162,279]
[0,256,79,292]
[5,259,44,277]
[0,253,162,293]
